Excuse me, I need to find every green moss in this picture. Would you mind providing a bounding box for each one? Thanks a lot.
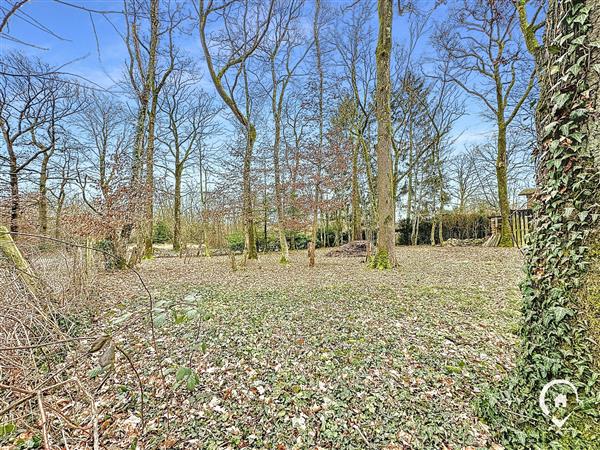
[369,249,392,270]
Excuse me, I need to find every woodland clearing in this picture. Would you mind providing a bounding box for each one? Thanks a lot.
[1,246,522,449]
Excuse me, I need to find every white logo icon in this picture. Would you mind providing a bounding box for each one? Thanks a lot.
[539,379,580,429]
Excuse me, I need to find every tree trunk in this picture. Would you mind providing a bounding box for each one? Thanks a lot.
[8,144,19,234]
[373,0,396,268]
[491,1,600,444]
[496,123,512,247]
[273,117,289,263]
[54,197,63,239]
[173,164,182,252]
[311,0,323,263]
[38,153,49,235]
[0,225,40,295]
[143,81,160,259]
[243,125,258,259]
[351,142,362,240]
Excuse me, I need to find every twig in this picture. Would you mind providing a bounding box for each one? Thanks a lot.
[72,377,99,450]
[0,335,97,351]
[116,345,145,435]
[352,423,373,448]
[37,392,50,450]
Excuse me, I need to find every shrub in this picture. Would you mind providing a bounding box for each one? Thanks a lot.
[153,221,172,244]
[225,231,245,252]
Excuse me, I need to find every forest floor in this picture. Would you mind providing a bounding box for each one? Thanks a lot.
[88,247,522,449]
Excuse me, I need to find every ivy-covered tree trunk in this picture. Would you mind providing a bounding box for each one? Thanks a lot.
[482,1,600,445]
[372,0,396,269]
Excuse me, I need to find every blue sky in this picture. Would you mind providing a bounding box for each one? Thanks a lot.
[0,0,494,148]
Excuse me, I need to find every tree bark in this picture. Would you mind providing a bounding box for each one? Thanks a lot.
[273,116,289,262]
[8,142,19,234]
[38,152,49,235]
[243,125,258,259]
[141,0,160,259]
[373,0,396,268]
[143,90,158,258]
[351,142,362,240]
[173,164,182,252]
[311,0,324,260]
[0,225,40,295]
[496,123,512,247]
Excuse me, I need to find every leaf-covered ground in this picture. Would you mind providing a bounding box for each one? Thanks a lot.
[92,246,523,449]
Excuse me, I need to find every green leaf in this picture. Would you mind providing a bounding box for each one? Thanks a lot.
[175,366,191,381]
[153,312,167,327]
[549,306,573,323]
[112,312,132,326]
[88,366,104,379]
[186,372,199,391]
[553,93,570,109]
[0,423,16,436]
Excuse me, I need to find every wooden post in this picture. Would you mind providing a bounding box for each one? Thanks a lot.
[0,225,40,295]
[365,241,372,263]
[308,241,315,268]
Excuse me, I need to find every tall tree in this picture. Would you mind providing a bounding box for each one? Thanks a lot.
[0,54,58,234]
[262,0,309,264]
[333,1,375,241]
[124,0,160,259]
[157,69,218,252]
[310,0,324,264]
[29,78,83,235]
[436,0,535,247]
[481,0,600,445]
[197,0,274,260]
[372,0,396,268]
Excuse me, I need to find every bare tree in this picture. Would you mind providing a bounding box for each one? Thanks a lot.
[373,0,396,268]
[29,77,84,234]
[309,0,324,266]
[261,0,310,263]
[448,150,477,212]
[435,0,535,246]
[197,0,275,260]
[0,53,57,233]
[333,1,375,241]
[157,68,219,252]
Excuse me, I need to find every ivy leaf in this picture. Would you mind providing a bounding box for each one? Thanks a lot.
[578,211,589,221]
[553,93,570,110]
[549,306,573,323]
[0,423,16,437]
